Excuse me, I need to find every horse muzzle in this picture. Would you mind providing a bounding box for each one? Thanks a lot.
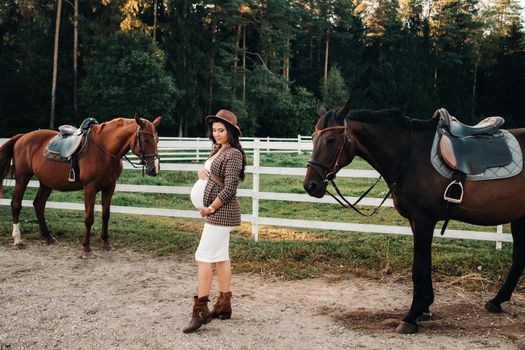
[145,158,160,176]
[303,180,327,198]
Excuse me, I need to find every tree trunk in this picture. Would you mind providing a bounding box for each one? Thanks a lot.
[50,0,62,129]
[283,30,289,80]
[178,115,183,137]
[323,29,330,91]
[207,18,216,114]
[471,61,478,119]
[153,0,158,42]
[73,0,78,117]
[309,36,313,68]
[242,24,246,103]
[233,23,241,99]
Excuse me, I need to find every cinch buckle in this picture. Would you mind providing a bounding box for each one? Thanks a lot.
[443,180,463,204]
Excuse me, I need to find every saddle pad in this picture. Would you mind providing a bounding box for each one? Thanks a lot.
[43,148,69,162]
[431,129,523,181]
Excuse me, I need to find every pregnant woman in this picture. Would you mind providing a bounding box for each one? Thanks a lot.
[184,109,246,334]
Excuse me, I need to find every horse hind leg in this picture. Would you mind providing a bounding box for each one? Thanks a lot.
[33,183,56,244]
[11,175,31,248]
[485,217,525,313]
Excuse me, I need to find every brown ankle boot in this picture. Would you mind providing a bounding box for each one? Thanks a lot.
[211,291,232,320]
[182,296,212,333]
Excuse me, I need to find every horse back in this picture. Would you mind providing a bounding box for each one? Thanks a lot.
[13,130,57,172]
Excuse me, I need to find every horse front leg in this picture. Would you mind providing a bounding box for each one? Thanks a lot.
[396,212,436,334]
[33,183,56,244]
[81,185,97,257]
[11,175,31,248]
[100,184,116,251]
[486,217,525,313]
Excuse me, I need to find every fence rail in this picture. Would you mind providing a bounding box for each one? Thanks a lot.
[0,137,510,248]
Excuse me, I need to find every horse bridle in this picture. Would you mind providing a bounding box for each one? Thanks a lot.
[307,124,349,183]
[126,125,161,172]
[307,118,395,217]
[91,124,160,174]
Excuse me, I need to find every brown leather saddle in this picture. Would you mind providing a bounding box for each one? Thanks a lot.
[45,118,98,181]
[435,108,513,234]
[436,108,511,176]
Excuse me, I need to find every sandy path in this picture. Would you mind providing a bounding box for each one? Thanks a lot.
[0,243,523,350]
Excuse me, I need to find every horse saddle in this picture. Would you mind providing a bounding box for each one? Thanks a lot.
[436,108,512,175]
[46,118,98,159]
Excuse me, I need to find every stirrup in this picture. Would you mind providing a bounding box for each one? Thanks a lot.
[443,180,463,203]
[68,168,76,182]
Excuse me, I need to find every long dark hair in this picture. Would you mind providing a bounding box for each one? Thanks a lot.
[207,118,247,181]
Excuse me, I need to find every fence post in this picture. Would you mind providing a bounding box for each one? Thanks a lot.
[297,134,301,154]
[266,136,270,154]
[496,225,503,250]
[196,137,200,162]
[252,138,260,241]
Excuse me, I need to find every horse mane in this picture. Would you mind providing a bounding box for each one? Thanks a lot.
[321,108,438,131]
[95,118,135,134]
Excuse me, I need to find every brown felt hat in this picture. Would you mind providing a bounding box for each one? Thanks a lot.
[206,109,242,136]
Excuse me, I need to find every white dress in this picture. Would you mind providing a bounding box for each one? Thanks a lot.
[190,158,212,209]
[190,156,234,263]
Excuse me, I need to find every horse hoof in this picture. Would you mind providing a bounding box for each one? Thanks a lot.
[485,301,502,313]
[46,236,57,245]
[102,244,114,252]
[12,242,25,250]
[395,321,419,334]
[417,312,432,321]
[80,251,95,259]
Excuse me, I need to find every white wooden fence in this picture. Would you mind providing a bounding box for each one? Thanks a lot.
[0,137,511,248]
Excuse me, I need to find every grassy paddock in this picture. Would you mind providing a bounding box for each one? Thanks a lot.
[0,153,522,291]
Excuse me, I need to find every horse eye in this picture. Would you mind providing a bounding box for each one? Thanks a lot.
[326,137,336,143]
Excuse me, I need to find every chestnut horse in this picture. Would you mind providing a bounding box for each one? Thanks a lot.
[0,115,161,255]
[303,101,525,334]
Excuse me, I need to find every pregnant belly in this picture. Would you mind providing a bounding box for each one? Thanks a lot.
[190,179,208,209]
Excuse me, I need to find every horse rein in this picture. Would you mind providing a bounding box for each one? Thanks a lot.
[89,124,160,174]
[307,118,398,217]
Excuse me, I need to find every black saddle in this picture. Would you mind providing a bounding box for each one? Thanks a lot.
[46,118,98,159]
[436,108,511,175]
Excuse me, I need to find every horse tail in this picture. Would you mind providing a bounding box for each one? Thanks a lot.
[0,134,24,195]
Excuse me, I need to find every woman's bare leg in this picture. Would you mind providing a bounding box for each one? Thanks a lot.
[197,261,213,297]
[216,260,232,292]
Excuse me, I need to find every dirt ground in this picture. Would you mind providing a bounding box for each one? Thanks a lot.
[0,242,524,350]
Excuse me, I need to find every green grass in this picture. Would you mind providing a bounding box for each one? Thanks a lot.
[0,153,521,291]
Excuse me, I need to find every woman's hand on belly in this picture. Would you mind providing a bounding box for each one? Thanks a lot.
[198,169,210,180]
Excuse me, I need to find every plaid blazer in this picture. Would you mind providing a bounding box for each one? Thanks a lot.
[203,146,243,227]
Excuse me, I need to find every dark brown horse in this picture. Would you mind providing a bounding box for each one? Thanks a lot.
[0,115,161,256]
[303,101,525,334]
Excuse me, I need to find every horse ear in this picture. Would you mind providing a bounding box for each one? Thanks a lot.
[152,116,161,127]
[336,98,352,120]
[317,103,327,116]
[134,113,144,126]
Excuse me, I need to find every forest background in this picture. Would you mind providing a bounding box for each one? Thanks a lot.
[1,0,524,138]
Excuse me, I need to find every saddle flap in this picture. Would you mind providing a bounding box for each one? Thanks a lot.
[438,130,512,175]
[46,134,84,159]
